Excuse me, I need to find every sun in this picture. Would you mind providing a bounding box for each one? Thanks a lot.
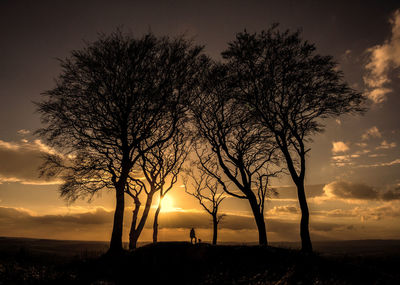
[161,195,174,212]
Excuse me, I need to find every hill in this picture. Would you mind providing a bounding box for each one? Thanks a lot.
[0,237,400,284]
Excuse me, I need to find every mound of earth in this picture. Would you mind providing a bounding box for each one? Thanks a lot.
[1,241,400,284]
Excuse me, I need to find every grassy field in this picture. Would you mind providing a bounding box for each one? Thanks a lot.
[0,237,400,284]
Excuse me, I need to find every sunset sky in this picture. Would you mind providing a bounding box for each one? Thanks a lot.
[1,0,400,244]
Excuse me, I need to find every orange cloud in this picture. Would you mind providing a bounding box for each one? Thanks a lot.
[376,140,397,150]
[0,139,62,185]
[332,141,350,154]
[364,9,400,103]
[361,126,382,140]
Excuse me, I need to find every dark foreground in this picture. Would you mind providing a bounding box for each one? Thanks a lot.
[1,238,400,284]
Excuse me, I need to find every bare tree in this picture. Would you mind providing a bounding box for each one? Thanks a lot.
[222,25,366,252]
[184,165,225,245]
[127,130,189,249]
[151,131,189,244]
[190,64,280,246]
[35,30,207,253]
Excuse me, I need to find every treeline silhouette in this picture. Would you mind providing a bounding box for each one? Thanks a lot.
[35,25,365,255]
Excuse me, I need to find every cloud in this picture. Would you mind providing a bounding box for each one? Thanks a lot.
[270,184,325,200]
[323,181,379,200]
[332,155,351,163]
[361,126,381,140]
[0,139,61,185]
[17,129,30,135]
[313,205,400,222]
[323,181,400,201]
[355,142,368,148]
[364,9,400,103]
[331,154,360,163]
[357,158,400,168]
[366,88,392,104]
[5,203,397,242]
[0,206,259,240]
[0,206,115,241]
[368,154,386,158]
[332,141,350,154]
[376,140,397,149]
[313,208,357,218]
[331,153,363,167]
[0,206,113,225]
[267,206,299,216]
[381,187,400,201]
[0,205,357,243]
[363,204,400,221]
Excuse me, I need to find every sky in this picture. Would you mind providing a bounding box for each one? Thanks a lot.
[1,0,400,244]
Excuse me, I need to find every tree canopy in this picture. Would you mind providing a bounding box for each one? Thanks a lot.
[36,30,208,253]
[190,63,280,245]
[222,25,366,251]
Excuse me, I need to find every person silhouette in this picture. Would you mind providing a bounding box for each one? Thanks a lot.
[190,228,197,244]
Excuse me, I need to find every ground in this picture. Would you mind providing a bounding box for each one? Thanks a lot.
[0,237,399,284]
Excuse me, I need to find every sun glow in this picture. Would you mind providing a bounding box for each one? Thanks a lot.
[161,195,175,212]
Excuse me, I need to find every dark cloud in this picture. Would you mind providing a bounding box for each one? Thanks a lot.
[323,181,400,201]
[0,207,31,222]
[0,206,112,226]
[324,181,379,200]
[366,205,400,220]
[35,209,112,225]
[271,184,325,200]
[0,206,114,241]
[313,205,400,222]
[0,206,353,242]
[381,187,400,201]
[0,140,60,185]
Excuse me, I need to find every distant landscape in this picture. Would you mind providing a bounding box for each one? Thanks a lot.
[2,237,400,258]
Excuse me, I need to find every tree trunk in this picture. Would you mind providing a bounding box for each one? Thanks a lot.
[153,198,162,243]
[129,192,155,249]
[128,199,141,250]
[109,185,125,253]
[129,231,138,250]
[247,193,268,246]
[279,143,313,253]
[296,181,313,252]
[212,214,218,245]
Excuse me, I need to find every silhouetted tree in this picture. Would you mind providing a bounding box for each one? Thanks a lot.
[151,131,189,244]
[190,64,280,246]
[124,176,145,248]
[222,25,366,252]
[184,165,226,245]
[127,130,189,249]
[36,30,207,253]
